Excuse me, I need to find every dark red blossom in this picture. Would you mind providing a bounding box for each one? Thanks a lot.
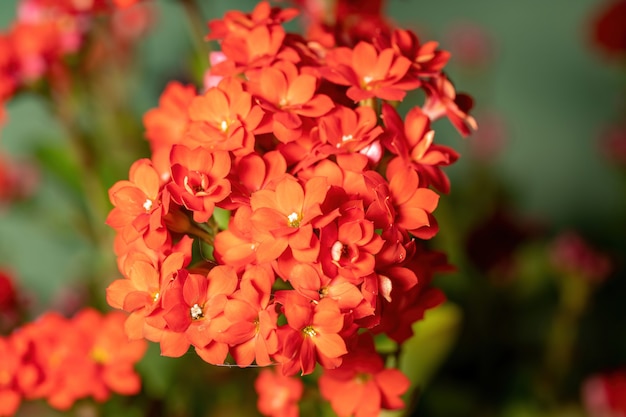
[591,0,626,56]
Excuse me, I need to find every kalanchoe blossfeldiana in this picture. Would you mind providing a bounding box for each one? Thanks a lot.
[107,1,476,416]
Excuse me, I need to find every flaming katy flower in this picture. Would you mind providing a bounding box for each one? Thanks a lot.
[0,0,153,126]
[275,291,348,376]
[168,145,232,223]
[0,309,146,416]
[248,61,334,143]
[106,245,191,341]
[161,267,237,363]
[255,368,303,417]
[322,41,419,102]
[422,73,477,137]
[186,77,268,155]
[106,158,169,249]
[319,333,410,417]
[249,175,330,263]
[104,1,475,415]
[382,103,459,193]
[0,337,21,417]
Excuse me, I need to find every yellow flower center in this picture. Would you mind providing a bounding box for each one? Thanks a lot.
[91,346,109,364]
[302,325,317,338]
[287,211,302,228]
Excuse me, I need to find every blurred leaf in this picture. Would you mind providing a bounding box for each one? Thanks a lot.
[33,144,82,198]
[399,302,462,388]
[213,207,231,230]
[513,242,553,300]
[135,343,177,399]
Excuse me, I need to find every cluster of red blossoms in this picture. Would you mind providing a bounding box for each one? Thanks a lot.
[0,0,144,126]
[106,2,475,416]
[0,308,146,417]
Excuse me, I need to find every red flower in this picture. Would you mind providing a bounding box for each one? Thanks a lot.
[185,77,268,156]
[207,2,299,75]
[376,29,451,76]
[221,266,279,366]
[255,368,303,417]
[323,41,419,102]
[250,175,329,263]
[319,199,383,280]
[113,0,141,8]
[2,309,146,415]
[248,61,334,143]
[366,167,440,239]
[229,150,287,206]
[167,145,232,223]
[277,261,368,319]
[275,291,347,376]
[0,337,21,417]
[592,0,626,56]
[422,73,477,137]
[319,333,410,417]
[161,266,237,363]
[214,205,263,268]
[0,269,18,315]
[106,248,189,341]
[382,103,459,193]
[314,105,383,164]
[207,1,299,41]
[583,370,626,417]
[374,243,450,342]
[106,158,169,250]
[74,309,147,401]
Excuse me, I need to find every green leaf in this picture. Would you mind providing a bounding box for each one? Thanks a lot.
[213,207,231,230]
[33,144,82,198]
[398,302,462,388]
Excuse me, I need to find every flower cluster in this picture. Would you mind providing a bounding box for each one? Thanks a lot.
[106,1,474,415]
[0,308,146,417]
[0,0,148,127]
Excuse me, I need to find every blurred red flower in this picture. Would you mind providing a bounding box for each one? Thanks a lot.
[592,0,626,56]
[584,370,626,417]
[255,368,303,417]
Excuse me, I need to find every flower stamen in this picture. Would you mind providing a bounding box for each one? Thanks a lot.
[287,211,301,228]
[302,325,317,338]
[190,303,204,320]
[331,241,345,262]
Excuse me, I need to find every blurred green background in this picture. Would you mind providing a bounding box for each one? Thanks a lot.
[1,0,625,416]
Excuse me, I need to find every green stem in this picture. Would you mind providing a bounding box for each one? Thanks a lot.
[51,90,111,247]
[541,273,591,402]
[179,0,211,79]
